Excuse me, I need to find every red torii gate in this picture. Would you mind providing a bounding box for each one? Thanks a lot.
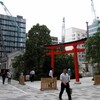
[45,38,87,83]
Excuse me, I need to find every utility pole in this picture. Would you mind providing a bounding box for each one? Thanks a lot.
[86,22,89,38]
[85,22,89,72]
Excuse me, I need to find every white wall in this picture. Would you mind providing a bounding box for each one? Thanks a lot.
[7,51,23,76]
[65,27,87,69]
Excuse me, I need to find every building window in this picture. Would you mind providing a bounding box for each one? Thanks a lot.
[78,34,80,36]
[72,34,75,37]
[72,38,75,40]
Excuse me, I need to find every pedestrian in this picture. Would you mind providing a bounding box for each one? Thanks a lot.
[7,69,12,84]
[67,68,72,81]
[30,70,35,82]
[2,70,6,85]
[59,69,72,100]
[49,68,53,78]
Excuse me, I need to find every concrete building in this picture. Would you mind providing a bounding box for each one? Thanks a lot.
[65,27,86,42]
[0,50,24,76]
[7,51,24,76]
[0,14,26,69]
[65,27,87,68]
[51,36,58,45]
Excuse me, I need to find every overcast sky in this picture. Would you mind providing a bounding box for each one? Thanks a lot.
[0,0,100,40]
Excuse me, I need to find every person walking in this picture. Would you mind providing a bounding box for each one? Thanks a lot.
[67,68,72,81]
[49,68,53,78]
[30,70,35,82]
[7,69,12,84]
[59,69,72,100]
[2,70,6,85]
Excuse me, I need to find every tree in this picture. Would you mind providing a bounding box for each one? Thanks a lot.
[24,24,52,74]
[12,55,25,79]
[12,23,75,79]
[85,27,100,74]
[54,54,74,78]
[42,54,74,78]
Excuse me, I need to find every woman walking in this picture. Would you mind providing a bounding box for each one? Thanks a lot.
[7,70,12,84]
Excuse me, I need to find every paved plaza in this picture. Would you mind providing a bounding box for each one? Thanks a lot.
[0,77,100,100]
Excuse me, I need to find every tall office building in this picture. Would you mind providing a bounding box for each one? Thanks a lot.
[65,27,86,42]
[89,19,100,36]
[0,14,26,58]
[89,0,100,36]
[65,27,87,68]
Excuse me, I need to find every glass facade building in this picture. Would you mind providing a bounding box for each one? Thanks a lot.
[0,14,26,58]
[51,36,58,45]
[89,20,100,36]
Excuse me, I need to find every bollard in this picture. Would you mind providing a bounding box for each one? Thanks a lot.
[19,73,25,85]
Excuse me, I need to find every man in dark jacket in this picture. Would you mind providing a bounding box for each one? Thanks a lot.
[2,70,6,85]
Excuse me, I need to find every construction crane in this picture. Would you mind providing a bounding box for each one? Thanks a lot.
[0,1,12,16]
[0,1,20,30]
[91,0,97,22]
[61,17,65,43]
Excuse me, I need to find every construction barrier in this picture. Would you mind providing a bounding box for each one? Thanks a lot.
[40,77,57,91]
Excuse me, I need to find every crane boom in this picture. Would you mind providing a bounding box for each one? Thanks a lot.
[91,0,97,22]
[0,1,12,16]
[61,17,65,43]
[0,1,21,46]
[0,1,20,28]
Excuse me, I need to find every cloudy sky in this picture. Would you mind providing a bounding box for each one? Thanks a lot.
[0,0,100,41]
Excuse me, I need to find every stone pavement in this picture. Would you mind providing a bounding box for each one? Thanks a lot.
[0,77,100,100]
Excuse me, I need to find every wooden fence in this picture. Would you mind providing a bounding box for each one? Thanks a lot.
[40,77,57,91]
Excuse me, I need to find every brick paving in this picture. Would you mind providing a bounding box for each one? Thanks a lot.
[0,77,100,100]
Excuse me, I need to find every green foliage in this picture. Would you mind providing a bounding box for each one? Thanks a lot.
[24,24,52,74]
[12,24,52,79]
[85,27,100,74]
[12,55,25,79]
[12,23,74,80]
[42,54,74,79]
[54,54,74,78]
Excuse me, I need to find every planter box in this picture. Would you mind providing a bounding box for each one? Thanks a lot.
[94,75,100,85]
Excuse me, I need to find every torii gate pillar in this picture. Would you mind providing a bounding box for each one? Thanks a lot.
[51,49,54,73]
[50,45,81,83]
[74,45,81,83]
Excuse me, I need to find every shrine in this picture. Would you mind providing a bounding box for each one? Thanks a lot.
[45,38,87,83]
